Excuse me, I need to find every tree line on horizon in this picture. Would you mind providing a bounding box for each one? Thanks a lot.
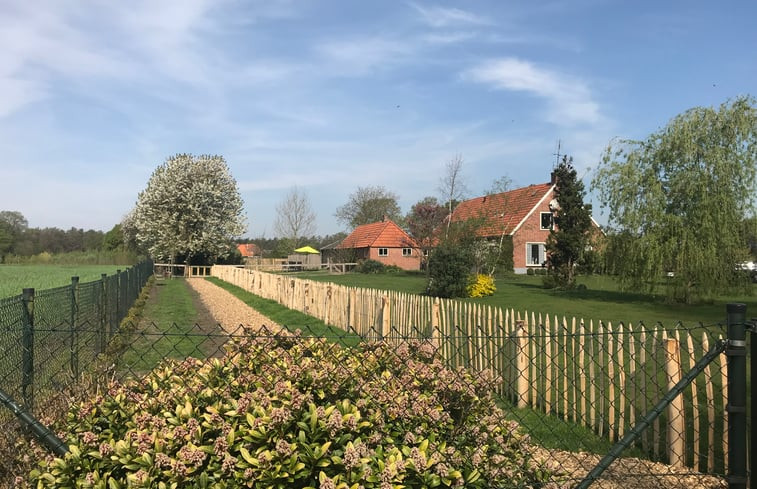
[0,210,133,264]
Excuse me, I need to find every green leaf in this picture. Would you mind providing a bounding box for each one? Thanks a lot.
[239,447,256,465]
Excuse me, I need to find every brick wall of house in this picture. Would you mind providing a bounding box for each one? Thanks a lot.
[369,247,421,270]
[512,192,554,273]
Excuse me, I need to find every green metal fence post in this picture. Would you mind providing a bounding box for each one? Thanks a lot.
[98,273,107,352]
[115,269,122,327]
[70,276,79,379]
[21,288,34,411]
[726,303,747,489]
[749,319,757,487]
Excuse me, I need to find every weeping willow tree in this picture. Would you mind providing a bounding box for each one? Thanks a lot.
[593,96,757,303]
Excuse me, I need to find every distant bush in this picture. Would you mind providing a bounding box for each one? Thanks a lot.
[354,259,401,274]
[541,273,558,289]
[466,274,496,298]
[28,334,550,488]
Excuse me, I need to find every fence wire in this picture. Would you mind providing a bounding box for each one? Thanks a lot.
[0,315,735,488]
[0,261,152,415]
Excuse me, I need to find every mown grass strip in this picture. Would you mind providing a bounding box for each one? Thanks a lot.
[205,277,362,347]
[118,278,213,373]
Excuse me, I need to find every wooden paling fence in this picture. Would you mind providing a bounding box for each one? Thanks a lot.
[211,265,728,473]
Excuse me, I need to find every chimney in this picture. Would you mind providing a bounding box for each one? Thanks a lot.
[550,171,558,184]
[382,214,388,222]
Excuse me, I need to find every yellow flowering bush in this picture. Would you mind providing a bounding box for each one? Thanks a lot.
[467,274,496,298]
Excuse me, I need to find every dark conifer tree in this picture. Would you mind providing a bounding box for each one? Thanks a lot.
[546,156,592,288]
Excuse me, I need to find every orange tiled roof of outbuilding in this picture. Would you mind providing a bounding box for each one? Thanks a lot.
[337,219,418,249]
[237,243,261,257]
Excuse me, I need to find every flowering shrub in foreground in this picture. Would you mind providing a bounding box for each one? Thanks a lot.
[29,333,550,488]
[467,274,496,298]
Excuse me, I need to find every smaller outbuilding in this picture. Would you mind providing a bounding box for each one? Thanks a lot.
[237,243,261,258]
[287,245,322,270]
[336,217,422,270]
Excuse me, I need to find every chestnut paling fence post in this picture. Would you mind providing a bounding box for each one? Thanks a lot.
[664,337,685,466]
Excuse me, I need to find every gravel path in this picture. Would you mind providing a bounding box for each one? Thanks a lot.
[185,278,281,334]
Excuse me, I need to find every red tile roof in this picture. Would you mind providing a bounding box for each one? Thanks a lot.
[449,182,554,237]
[237,243,261,257]
[337,219,418,249]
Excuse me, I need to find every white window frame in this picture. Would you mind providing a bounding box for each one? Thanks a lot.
[540,212,553,230]
[378,248,388,257]
[402,248,412,256]
[526,242,546,266]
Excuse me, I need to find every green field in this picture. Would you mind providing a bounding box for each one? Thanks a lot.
[291,270,757,327]
[0,264,125,299]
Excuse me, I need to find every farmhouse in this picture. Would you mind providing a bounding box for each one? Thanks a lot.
[336,217,422,270]
[448,175,599,274]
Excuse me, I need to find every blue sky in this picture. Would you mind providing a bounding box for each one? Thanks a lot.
[1,1,755,238]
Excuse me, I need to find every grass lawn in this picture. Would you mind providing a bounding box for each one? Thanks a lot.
[291,270,757,327]
[119,278,214,373]
[0,264,124,299]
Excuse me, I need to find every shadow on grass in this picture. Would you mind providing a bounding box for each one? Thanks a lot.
[509,281,658,305]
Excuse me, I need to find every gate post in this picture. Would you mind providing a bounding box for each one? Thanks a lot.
[726,303,747,489]
[752,319,757,489]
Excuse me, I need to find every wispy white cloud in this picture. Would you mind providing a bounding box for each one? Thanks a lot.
[410,3,491,28]
[420,31,477,45]
[314,38,412,76]
[464,57,601,126]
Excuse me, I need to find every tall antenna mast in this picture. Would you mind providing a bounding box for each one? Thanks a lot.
[553,139,563,167]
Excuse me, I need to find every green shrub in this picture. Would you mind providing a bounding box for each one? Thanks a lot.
[28,334,550,488]
[354,259,386,274]
[353,259,402,274]
[426,243,474,298]
[466,274,496,298]
[541,273,559,289]
[526,268,534,276]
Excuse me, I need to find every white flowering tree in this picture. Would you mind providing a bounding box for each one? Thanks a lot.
[129,154,246,264]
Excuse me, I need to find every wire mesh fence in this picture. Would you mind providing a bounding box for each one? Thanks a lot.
[0,261,153,413]
[0,315,737,488]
